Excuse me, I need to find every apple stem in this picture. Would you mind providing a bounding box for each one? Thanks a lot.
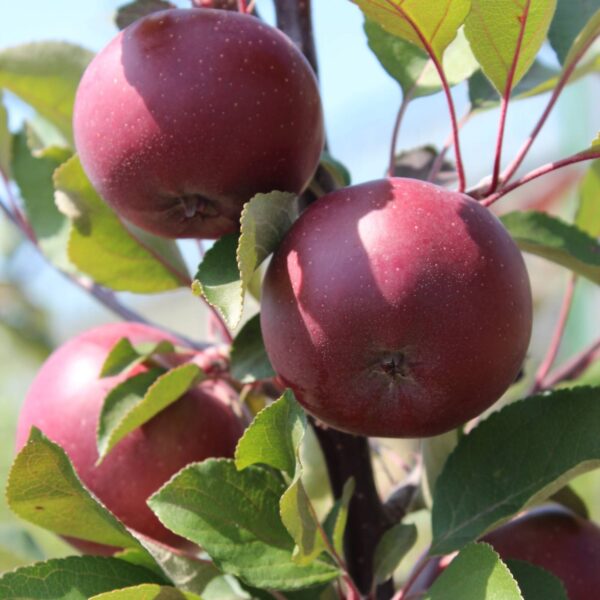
[387,89,415,178]
[427,109,473,184]
[499,32,599,188]
[530,273,577,394]
[540,336,600,391]
[487,1,530,195]
[237,0,247,14]
[481,148,600,207]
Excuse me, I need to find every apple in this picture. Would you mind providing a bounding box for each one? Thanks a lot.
[402,505,600,600]
[73,7,324,239]
[15,322,244,553]
[260,178,532,438]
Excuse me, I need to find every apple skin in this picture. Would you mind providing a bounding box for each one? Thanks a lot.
[260,178,532,438]
[15,322,244,553]
[73,8,324,239]
[402,505,600,600]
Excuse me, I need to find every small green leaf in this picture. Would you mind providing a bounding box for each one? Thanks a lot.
[365,22,478,98]
[353,0,471,61]
[90,584,202,599]
[465,0,557,93]
[229,314,275,383]
[7,428,143,551]
[423,543,523,599]
[0,524,45,566]
[562,8,600,71]
[392,146,457,186]
[322,478,355,558]
[97,364,203,461]
[149,459,339,590]
[235,390,305,477]
[100,337,176,378]
[115,0,175,30]
[0,557,164,600]
[422,430,459,508]
[431,387,600,555]
[54,155,187,293]
[576,160,600,238]
[11,129,73,269]
[506,560,568,600]
[193,233,243,327]
[0,91,11,177]
[501,211,600,284]
[373,523,417,584]
[0,42,93,144]
[549,0,600,65]
[319,152,352,188]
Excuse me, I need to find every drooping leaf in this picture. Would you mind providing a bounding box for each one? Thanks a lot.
[229,314,275,383]
[372,523,417,584]
[54,155,187,293]
[506,560,568,600]
[115,0,175,30]
[431,387,600,555]
[365,22,478,98]
[0,42,93,143]
[501,211,600,284]
[549,0,600,65]
[575,160,600,237]
[100,337,176,378]
[90,584,201,599]
[6,428,144,551]
[392,146,457,186]
[353,0,471,61]
[97,364,202,461]
[0,91,11,177]
[11,129,73,269]
[423,543,523,599]
[0,557,165,600]
[322,478,355,558]
[422,430,459,508]
[465,0,557,93]
[148,459,339,590]
[319,152,352,188]
[0,524,45,570]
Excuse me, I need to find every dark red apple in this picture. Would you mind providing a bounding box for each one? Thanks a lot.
[260,178,532,438]
[15,322,244,553]
[402,505,600,600]
[73,8,324,239]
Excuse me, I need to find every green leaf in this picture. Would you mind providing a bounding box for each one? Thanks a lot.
[91,584,202,600]
[0,42,93,144]
[194,191,297,328]
[0,91,11,177]
[373,523,417,584]
[0,524,45,567]
[506,560,568,600]
[0,557,164,600]
[422,430,459,508]
[365,22,478,98]
[322,478,355,558]
[423,543,523,599]
[54,155,187,293]
[6,428,144,551]
[465,0,557,93]
[392,146,457,186]
[193,233,243,327]
[11,129,73,269]
[431,387,600,555]
[100,338,176,378]
[115,0,175,30]
[235,390,305,477]
[549,0,600,65]
[148,459,339,590]
[229,315,275,383]
[319,152,352,188]
[576,160,600,237]
[501,211,600,284]
[563,9,600,73]
[353,0,471,61]
[97,364,202,461]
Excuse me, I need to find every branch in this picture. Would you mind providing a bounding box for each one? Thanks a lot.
[499,31,600,187]
[541,336,600,390]
[481,148,600,207]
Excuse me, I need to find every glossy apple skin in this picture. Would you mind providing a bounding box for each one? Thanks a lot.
[403,506,600,600]
[73,8,324,239]
[261,178,532,438]
[15,322,244,553]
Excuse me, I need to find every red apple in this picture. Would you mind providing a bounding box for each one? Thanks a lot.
[402,505,600,600]
[260,178,532,437]
[15,322,244,553]
[73,8,324,239]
